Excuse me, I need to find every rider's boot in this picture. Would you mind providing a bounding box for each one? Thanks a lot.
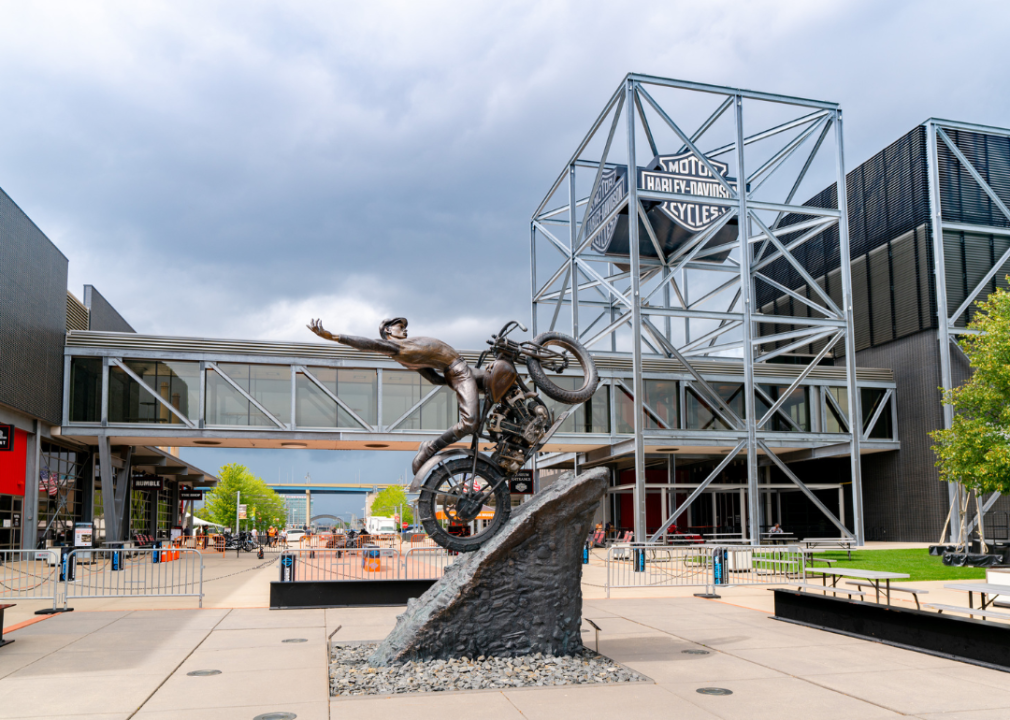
[411,428,460,475]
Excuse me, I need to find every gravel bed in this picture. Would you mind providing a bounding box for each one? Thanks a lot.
[330,643,645,696]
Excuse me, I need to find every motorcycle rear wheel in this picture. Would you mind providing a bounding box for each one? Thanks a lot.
[418,456,511,553]
[525,331,599,404]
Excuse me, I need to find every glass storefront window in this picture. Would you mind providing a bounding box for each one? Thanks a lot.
[686,383,744,431]
[0,494,23,550]
[108,360,199,424]
[295,368,377,428]
[69,357,102,422]
[382,370,457,431]
[37,441,85,546]
[206,363,291,426]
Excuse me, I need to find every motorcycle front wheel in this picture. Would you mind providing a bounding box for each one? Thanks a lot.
[525,331,599,404]
[418,456,512,553]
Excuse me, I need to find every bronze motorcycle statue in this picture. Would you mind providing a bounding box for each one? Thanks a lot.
[408,320,599,552]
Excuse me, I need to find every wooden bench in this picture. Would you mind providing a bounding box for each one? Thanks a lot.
[845,581,929,609]
[778,583,866,599]
[925,603,1010,621]
[0,603,15,649]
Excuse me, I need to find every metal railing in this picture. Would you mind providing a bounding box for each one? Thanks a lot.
[278,546,455,582]
[605,544,806,597]
[62,548,204,609]
[0,549,61,612]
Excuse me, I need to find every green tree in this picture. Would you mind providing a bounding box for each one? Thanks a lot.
[197,463,287,531]
[931,285,1010,493]
[369,485,413,525]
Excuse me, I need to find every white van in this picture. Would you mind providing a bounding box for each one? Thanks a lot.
[365,516,398,535]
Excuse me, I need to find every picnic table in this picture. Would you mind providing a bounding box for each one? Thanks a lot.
[943,583,1010,615]
[761,533,796,546]
[802,539,854,560]
[806,567,909,603]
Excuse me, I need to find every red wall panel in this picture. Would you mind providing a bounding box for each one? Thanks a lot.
[0,429,27,496]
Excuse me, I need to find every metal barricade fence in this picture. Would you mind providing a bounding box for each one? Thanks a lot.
[281,547,403,582]
[278,546,455,582]
[713,545,806,587]
[401,547,455,580]
[606,544,714,597]
[605,544,807,597]
[63,548,204,609]
[0,549,61,612]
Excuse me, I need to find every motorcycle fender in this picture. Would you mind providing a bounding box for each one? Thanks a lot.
[409,449,497,492]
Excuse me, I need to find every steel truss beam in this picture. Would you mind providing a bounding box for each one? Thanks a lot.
[531,74,864,544]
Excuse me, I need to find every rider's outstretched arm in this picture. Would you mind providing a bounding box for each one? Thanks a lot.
[331,334,401,355]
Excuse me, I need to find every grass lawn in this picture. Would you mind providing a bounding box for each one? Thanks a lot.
[808,548,986,581]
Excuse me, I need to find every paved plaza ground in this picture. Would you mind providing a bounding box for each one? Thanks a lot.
[2,547,1010,718]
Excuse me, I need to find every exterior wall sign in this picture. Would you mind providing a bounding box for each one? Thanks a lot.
[509,470,533,494]
[132,473,163,491]
[180,489,204,501]
[0,424,13,452]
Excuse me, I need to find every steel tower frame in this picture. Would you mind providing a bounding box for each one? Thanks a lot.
[926,118,1010,544]
[530,74,864,545]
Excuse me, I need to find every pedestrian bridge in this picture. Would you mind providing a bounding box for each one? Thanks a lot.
[58,331,899,459]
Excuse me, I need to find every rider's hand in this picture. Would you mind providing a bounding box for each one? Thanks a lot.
[307,319,331,339]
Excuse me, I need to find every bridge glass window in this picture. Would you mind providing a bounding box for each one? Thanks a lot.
[685,383,744,431]
[861,387,893,440]
[206,363,291,427]
[69,357,102,422]
[382,370,457,431]
[540,376,610,434]
[757,384,810,432]
[825,387,848,433]
[107,360,199,424]
[295,368,377,429]
[615,380,678,433]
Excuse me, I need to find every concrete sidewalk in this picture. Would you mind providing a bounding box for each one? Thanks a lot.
[2,596,1010,719]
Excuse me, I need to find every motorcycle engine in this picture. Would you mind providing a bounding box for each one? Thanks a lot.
[487,387,552,475]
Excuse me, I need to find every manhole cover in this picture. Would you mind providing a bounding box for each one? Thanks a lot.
[282,638,308,643]
[697,687,733,696]
[682,649,710,655]
[186,669,221,676]
[254,714,297,720]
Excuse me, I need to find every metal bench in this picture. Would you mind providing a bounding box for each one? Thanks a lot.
[925,603,1010,621]
[778,583,866,599]
[0,604,15,649]
[845,581,929,609]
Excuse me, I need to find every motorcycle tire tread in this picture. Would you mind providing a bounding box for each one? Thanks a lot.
[417,457,512,553]
[525,331,599,404]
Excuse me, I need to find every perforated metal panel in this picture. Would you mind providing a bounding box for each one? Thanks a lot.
[0,186,68,424]
[83,285,134,333]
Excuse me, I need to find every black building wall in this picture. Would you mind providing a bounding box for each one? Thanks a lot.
[83,285,134,333]
[0,187,68,425]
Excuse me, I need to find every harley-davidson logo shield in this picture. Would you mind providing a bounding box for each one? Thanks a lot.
[639,152,736,233]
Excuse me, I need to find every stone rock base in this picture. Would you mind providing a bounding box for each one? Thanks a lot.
[369,467,608,665]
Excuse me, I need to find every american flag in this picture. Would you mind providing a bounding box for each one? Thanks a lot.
[39,472,58,496]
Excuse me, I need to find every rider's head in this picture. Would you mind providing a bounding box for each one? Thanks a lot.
[380,317,408,340]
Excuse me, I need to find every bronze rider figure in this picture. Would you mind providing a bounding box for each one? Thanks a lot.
[307,317,482,475]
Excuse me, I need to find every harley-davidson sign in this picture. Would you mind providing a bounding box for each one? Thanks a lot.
[586,151,739,261]
[639,152,735,232]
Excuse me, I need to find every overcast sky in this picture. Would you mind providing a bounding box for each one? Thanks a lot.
[3,1,1006,512]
